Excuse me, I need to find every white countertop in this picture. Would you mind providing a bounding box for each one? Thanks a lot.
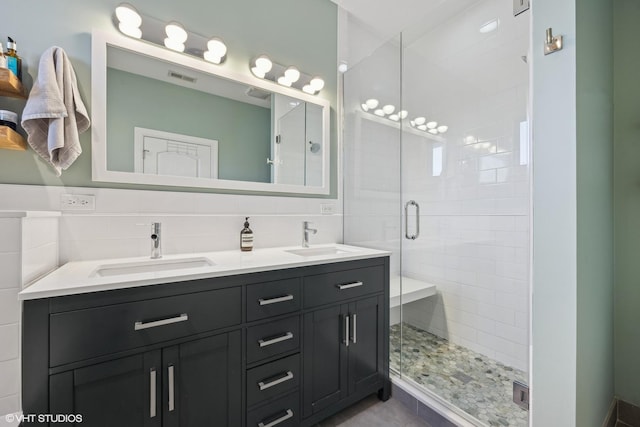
[19,244,391,300]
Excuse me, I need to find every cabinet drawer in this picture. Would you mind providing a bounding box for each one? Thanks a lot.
[247,391,299,427]
[50,287,241,367]
[303,265,385,308]
[247,354,300,407]
[246,316,300,364]
[246,278,301,322]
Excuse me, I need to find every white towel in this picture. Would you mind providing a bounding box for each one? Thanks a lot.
[22,46,90,176]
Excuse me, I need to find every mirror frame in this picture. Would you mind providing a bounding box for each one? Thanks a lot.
[91,30,331,195]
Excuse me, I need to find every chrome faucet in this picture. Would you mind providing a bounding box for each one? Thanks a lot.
[303,221,317,248]
[150,222,162,259]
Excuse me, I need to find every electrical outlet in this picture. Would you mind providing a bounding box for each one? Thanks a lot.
[320,203,336,215]
[61,194,96,211]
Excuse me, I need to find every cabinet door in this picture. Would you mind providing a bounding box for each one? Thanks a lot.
[162,331,241,427]
[348,295,384,395]
[302,304,348,418]
[50,351,161,427]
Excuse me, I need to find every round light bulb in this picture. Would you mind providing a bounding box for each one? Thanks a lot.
[382,104,395,114]
[365,99,379,109]
[251,67,265,78]
[118,23,142,39]
[428,129,439,134]
[164,38,185,52]
[302,85,316,95]
[414,117,426,125]
[465,135,477,144]
[389,114,399,121]
[204,51,223,64]
[277,76,292,87]
[254,55,272,73]
[399,110,408,119]
[309,77,325,91]
[115,3,142,27]
[426,121,438,129]
[361,104,369,112]
[410,120,415,127]
[417,124,427,131]
[338,61,348,73]
[284,67,300,83]
[437,125,449,133]
[165,22,188,43]
[207,38,227,58]
[374,109,385,117]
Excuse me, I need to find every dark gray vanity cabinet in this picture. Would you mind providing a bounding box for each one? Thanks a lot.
[301,270,387,423]
[22,257,390,427]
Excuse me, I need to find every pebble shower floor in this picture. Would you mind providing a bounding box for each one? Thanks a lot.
[390,323,528,427]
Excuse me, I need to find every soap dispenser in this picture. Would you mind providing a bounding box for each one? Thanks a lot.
[240,217,254,251]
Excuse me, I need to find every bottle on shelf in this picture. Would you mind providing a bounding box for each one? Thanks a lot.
[6,37,22,81]
[240,217,254,252]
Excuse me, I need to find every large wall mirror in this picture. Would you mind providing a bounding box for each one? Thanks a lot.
[91,31,330,194]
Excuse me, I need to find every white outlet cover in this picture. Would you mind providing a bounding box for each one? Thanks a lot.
[61,194,96,211]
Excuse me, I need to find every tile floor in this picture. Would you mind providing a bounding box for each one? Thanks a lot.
[390,323,529,427]
[315,395,431,427]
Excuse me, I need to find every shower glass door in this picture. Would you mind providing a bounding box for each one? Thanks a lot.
[343,1,530,426]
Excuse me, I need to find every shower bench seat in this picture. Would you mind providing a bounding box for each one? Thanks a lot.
[389,276,437,308]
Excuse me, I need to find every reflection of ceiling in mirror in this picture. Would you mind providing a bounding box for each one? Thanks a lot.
[107,45,271,108]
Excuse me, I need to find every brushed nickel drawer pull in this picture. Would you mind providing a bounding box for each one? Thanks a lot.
[258,409,294,427]
[134,314,188,331]
[258,294,294,306]
[258,371,294,391]
[336,281,363,290]
[258,332,294,348]
[149,369,157,418]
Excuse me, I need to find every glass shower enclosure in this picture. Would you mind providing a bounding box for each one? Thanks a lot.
[343,1,530,425]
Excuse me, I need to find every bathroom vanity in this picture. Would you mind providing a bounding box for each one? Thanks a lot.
[20,245,390,427]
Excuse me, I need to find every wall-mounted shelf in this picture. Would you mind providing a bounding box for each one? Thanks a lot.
[0,126,27,151]
[0,68,26,99]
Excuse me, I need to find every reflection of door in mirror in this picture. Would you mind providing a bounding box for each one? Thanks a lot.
[134,128,218,179]
[275,104,306,185]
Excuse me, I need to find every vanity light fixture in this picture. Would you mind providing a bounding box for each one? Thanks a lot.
[164,21,188,52]
[409,117,449,136]
[250,57,325,95]
[251,55,273,78]
[382,104,396,115]
[204,37,227,64]
[115,3,142,39]
[113,6,228,64]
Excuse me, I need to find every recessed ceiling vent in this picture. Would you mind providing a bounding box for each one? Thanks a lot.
[168,70,197,84]
[245,87,271,100]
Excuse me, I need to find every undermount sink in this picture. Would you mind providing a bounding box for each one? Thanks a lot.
[91,257,215,277]
[285,246,355,257]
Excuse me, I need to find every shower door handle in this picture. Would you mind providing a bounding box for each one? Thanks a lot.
[405,200,420,240]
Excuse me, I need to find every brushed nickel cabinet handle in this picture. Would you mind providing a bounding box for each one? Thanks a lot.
[336,281,363,290]
[258,332,294,348]
[258,371,294,391]
[344,315,350,347]
[258,409,294,427]
[258,294,294,306]
[134,314,188,331]
[352,313,357,344]
[168,365,175,412]
[149,369,156,418]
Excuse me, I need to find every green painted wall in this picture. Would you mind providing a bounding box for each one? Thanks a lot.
[613,0,640,408]
[107,68,270,182]
[576,0,615,424]
[1,0,337,196]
